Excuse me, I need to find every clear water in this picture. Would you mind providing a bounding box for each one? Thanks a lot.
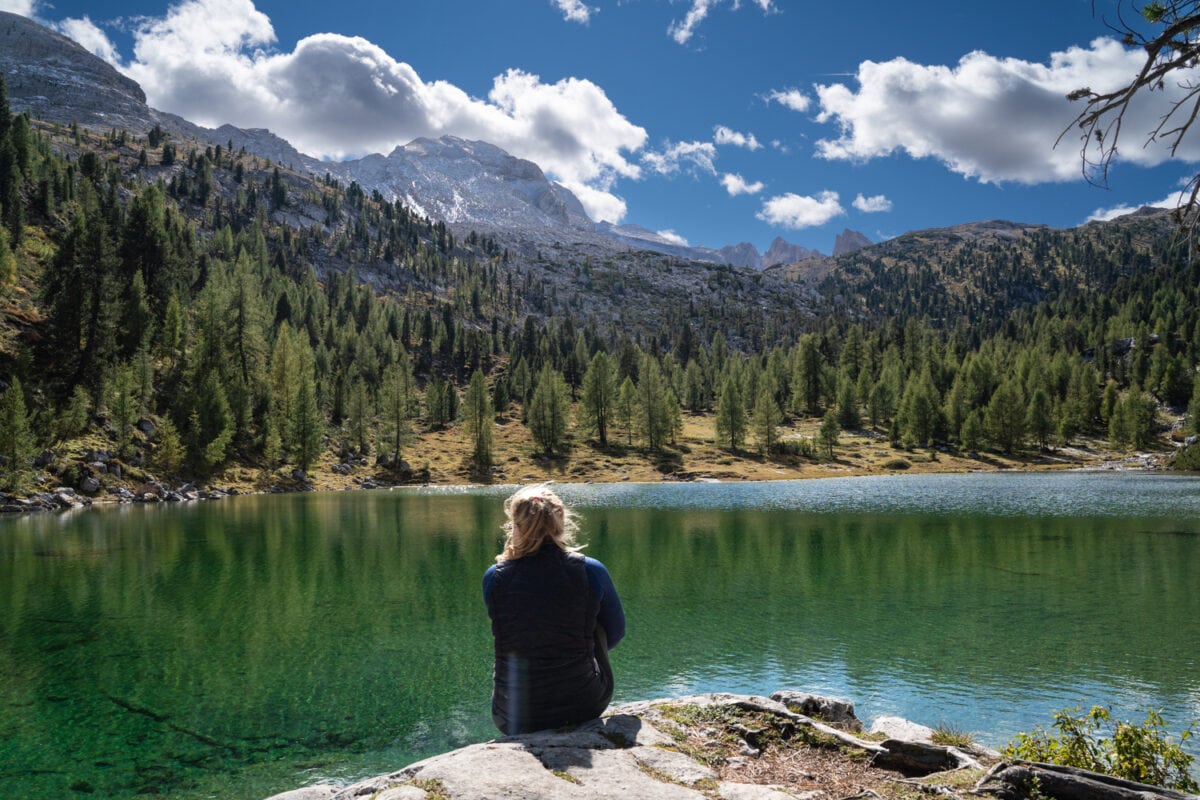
[2,472,1199,799]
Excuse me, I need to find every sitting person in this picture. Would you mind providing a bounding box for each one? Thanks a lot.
[482,484,625,735]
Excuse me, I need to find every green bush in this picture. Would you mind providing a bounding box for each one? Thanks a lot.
[1003,706,1198,792]
[1171,444,1200,471]
[882,458,911,470]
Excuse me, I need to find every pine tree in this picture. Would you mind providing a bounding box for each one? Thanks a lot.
[578,351,617,446]
[616,376,637,446]
[527,365,571,454]
[818,408,840,460]
[108,364,138,457]
[381,351,414,462]
[985,380,1026,453]
[1189,376,1200,435]
[463,369,494,472]
[0,225,14,291]
[0,377,35,491]
[1026,388,1054,451]
[715,375,747,451]
[346,377,372,455]
[196,370,235,469]
[750,381,782,455]
[153,417,185,477]
[792,335,824,415]
[636,355,671,450]
[836,376,860,430]
[960,410,984,452]
[291,368,323,472]
[683,359,708,412]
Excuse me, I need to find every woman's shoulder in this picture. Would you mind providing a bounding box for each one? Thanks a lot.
[582,555,611,575]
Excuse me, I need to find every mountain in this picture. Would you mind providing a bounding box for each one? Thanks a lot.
[328,135,593,236]
[833,228,872,257]
[763,236,820,268]
[0,12,835,268]
[0,11,149,132]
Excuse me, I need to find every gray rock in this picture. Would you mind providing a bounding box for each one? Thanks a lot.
[262,787,338,800]
[137,418,157,434]
[770,691,860,731]
[79,475,101,494]
[33,450,55,468]
[868,715,935,744]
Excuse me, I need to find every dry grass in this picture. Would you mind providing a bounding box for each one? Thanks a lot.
[269,407,1130,496]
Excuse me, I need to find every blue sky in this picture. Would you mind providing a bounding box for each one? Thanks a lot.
[4,0,1199,253]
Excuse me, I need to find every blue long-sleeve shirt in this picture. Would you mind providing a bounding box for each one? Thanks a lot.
[483,556,625,648]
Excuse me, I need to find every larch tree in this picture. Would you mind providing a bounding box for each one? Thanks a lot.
[715,375,747,451]
[578,351,617,446]
[527,365,571,455]
[0,377,35,491]
[750,381,782,455]
[463,369,494,472]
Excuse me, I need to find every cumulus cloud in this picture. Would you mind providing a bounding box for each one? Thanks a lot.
[714,125,761,150]
[92,0,644,222]
[757,191,844,228]
[643,140,717,175]
[721,173,764,196]
[767,88,810,112]
[656,229,689,246]
[552,0,594,24]
[669,0,775,45]
[56,16,121,64]
[852,193,892,213]
[0,0,37,16]
[815,38,1200,184]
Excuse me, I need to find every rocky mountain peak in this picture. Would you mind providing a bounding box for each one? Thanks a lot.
[1,11,151,131]
[763,236,818,268]
[833,228,872,257]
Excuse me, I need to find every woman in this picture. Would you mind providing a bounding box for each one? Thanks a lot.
[482,484,625,735]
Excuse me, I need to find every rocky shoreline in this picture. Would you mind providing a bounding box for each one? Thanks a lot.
[258,691,1197,800]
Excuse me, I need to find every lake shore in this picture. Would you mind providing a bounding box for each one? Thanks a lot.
[1,409,1179,511]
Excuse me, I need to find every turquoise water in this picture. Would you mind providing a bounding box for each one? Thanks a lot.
[1,472,1198,798]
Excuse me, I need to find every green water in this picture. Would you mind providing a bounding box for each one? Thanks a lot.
[2,472,1199,799]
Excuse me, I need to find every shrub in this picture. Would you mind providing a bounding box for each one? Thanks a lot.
[1171,444,1200,471]
[882,458,911,470]
[1003,706,1198,792]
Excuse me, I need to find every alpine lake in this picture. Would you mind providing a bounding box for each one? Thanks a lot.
[2,471,1199,800]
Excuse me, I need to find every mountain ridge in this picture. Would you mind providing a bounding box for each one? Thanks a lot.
[0,9,846,268]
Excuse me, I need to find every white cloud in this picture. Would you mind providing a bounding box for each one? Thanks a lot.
[767,88,810,113]
[656,229,689,246]
[714,125,761,150]
[757,191,844,228]
[104,0,644,223]
[552,0,594,24]
[642,140,717,175]
[815,38,1200,185]
[0,0,37,16]
[57,16,121,64]
[721,173,764,196]
[669,0,775,45]
[1087,190,1183,222]
[853,193,892,213]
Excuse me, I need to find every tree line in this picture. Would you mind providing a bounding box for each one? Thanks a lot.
[1,74,1199,492]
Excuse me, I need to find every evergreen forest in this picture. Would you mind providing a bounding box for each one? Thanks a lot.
[2,74,1200,497]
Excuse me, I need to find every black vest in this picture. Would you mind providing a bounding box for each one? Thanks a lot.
[489,544,608,734]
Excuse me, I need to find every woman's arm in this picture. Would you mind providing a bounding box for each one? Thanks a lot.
[584,558,625,648]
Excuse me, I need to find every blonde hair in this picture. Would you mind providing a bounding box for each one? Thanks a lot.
[496,484,582,562]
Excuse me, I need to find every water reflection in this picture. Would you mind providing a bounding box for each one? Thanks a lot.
[1,474,1198,800]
